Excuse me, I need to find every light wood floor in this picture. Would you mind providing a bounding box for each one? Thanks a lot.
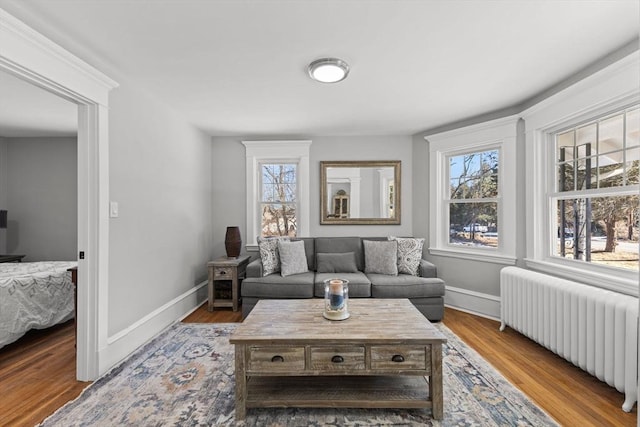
[0,305,635,426]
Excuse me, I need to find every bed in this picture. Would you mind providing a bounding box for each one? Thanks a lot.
[0,261,77,349]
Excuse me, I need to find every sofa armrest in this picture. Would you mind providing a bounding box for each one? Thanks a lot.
[419,259,437,278]
[246,258,263,278]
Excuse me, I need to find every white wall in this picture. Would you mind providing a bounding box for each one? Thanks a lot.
[5,137,77,261]
[210,135,414,260]
[107,80,213,336]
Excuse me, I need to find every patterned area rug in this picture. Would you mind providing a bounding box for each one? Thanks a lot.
[39,323,558,426]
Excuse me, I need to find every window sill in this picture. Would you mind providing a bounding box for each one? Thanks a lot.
[524,258,638,297]
[428,247,516,265]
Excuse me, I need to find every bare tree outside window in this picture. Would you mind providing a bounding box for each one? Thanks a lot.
[448,149,499,248]
[260,163,297,237]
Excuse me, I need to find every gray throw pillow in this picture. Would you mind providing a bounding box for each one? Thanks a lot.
[316,252,358,273]
[278,240,308,277]
[388,236,425,276]
[363,240,398,276]
[257,236,289,276]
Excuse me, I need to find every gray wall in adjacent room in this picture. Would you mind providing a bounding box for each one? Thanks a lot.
[0,138,7,254]
[210,135,415,260]
[5,137,77,261]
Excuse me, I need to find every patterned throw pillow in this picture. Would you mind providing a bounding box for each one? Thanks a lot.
[363,240,398,276]
[388,236,425,276]
[257,236,289,276]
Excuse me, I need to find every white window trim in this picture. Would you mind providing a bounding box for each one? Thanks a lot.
[242,140,311,250]
[426,115,519,265]
[522,50,640,296]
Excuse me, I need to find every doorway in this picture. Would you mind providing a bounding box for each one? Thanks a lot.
[0,8,118,380]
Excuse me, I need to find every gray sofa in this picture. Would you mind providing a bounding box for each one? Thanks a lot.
[241,236,445,321]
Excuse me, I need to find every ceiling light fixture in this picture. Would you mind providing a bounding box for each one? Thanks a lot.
[308,58,350,83]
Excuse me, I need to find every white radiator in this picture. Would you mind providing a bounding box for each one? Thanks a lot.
[499,266,638,412]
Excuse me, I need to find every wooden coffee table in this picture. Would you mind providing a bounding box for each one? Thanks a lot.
[229,298,447,420]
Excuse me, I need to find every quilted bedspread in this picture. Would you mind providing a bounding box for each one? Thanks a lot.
[0,261,77,349]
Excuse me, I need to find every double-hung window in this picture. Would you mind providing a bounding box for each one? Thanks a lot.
[427,116,518,264]
[522,51,639,295]
[259,162,298,237]
[243,140,311,249]
[551,106,639,271]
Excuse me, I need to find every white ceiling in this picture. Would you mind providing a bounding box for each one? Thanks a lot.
[0,0,638,138]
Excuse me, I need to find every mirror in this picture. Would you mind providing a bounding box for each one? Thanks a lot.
[320,160,401,225]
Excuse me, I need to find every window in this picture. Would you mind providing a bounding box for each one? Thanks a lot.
[427,116,518,264]
[260,163,297,237]
[522,51,638,295]
[243,140,311,248]
[448,149,499,248]
[551,106,639,272]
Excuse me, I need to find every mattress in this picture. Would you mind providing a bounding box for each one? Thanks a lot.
[0,261,77,349]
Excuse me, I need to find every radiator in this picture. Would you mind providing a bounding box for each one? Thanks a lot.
[499,266,638,412]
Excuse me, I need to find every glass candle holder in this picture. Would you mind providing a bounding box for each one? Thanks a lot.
[323,278,350,320]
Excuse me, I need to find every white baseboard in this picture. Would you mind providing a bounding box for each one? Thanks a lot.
[99,280,208,375]
[444,285,500,321]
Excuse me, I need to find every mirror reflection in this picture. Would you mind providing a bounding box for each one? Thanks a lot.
[320,161,401,225]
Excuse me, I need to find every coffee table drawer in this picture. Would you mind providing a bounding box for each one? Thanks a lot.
[310,346,365,371]
[248,346,305,372]
[370,345,429,370]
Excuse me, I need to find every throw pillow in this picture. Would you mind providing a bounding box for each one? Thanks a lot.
[316,252,358,273]
[278,240,309,277]
[363,240,398,276]
[257,236,289,276]
[389,236,425,276]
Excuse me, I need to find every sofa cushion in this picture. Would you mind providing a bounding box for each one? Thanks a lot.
[315,237,365,270]
[316,252,358,273]
[241,272,315,298]
[314,272,372,298]
[278,240,308,277]
[257,236,289,276]
[363,240,398,276]
[368,273,445,298]
[389,236,425,276]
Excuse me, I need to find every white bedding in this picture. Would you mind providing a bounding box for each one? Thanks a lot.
[0,261,77,349]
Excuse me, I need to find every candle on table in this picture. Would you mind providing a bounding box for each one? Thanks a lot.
[329,279,344,310]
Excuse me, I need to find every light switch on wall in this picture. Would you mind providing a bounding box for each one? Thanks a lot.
[109,201,119,218]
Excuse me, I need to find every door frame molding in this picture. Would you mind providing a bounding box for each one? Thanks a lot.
[0,9,118,380]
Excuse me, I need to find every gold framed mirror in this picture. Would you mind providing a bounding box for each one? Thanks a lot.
[320,160,401,225]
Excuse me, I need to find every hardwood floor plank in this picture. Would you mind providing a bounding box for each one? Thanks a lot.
[0,305,635,426]
[443,308,636,427]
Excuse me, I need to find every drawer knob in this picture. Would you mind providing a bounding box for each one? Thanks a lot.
[391,354,405,363]
[271,355,284,363]
[331,355,344,363]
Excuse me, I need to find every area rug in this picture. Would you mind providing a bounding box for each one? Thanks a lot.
[39,323,558,426]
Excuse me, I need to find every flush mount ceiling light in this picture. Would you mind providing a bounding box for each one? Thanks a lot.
[308,58,350,83]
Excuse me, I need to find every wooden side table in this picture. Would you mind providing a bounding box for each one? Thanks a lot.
[207,255,250,312]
